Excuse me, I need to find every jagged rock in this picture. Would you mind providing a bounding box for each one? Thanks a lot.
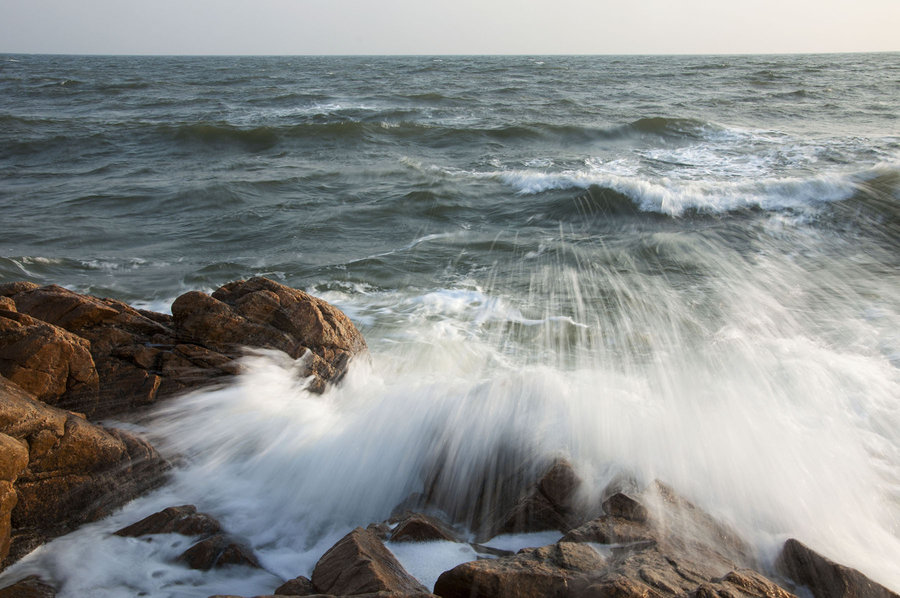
[389,513,459,543]
[176,533,260,570]
[274,575,316,595]
[602,492,648,523]
[434,541,604,598]
[0,375,167,567]
[114,504,222,537]
[0,575,56,597]
[492,458,585,538]
[0,278,366,416]
[0,433,27,561]
[214,593,437,598]
[0,310,99,411]
[311,527,428,596]
[775,538,899,598]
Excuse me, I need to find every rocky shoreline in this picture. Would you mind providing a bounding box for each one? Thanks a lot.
[0,278,896,598]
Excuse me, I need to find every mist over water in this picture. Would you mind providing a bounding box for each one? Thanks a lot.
[0,53,898,596]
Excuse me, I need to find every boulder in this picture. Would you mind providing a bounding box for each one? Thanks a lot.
[389,513,459,543]
[0,575,56,598]
[0,310,99,412]
[311,527,428,596]
[114,504,222,537]
[0,375,168,567]
[274,575,316,595]
[775,538,899,598]
[602,492,648,523]
[434,541,604,598]
[0,278,367,416]
[176,533,260,570]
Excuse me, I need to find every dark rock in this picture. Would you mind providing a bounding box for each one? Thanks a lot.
[775,538,899,598]
[602,493,648,523]
[274,575,316,595]
[0,433,27,562]
[434,541,604,598]
[114,504,222,537]
[389,513,459,543]
[0,575,56,598]
[177,533,260,570]
[492,458,584,538]
[0,375,167,567]
[311,527,428,596]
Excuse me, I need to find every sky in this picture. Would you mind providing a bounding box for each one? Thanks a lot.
[1,0,898,56]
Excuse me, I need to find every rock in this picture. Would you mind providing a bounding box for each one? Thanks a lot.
[0,575,56,597]
[389,513,459,543]
[0,278,367,417]
[492,458,585,538]
[0,310,99,411]
[177,533,260,570]
[434,541,604,598]
[173,277,367,393]
[311,527,428,596]
[114,504,222,537]
[274,575,316,595]
[602,493,648,523]
[561,515,656,545]
[0,375,168,567]
[775,538,899,598]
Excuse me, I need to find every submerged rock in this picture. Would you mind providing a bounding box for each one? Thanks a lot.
[274,575,316,595]
[389,513,460,543]
[311,527,428,596]
[177,533,261,570]
[775,538,899,598]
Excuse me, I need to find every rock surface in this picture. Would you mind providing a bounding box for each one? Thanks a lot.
[775,538,899,598]
[0,374,168,567]
[0,278,367,417]
[114,504,222,537]
[274,575,316,595]
[0,575,56,597]
[389,513,459,543]
[311,527,428,596]
[177,533,261,570]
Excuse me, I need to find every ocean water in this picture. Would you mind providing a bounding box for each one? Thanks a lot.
[0,53,898,596]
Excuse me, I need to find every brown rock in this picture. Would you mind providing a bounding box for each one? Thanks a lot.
[434,541,604,598]
[0,375,168,567]
[114,505,222,537]
[0,575,56,598]
[775,538,899,598]
[493,458,584,538]
[177,533,260,570]
[602,493,648,523]
[275,575,316,595]
[0,311,99,411]
[0,433,28,561]
[561,515,656,545]
[0,282,39,297]
[311,527,427,596]
[0,298,14,312]
[389,514,459,543]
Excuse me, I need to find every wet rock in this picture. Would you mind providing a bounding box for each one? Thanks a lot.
[0,433,27,561]
[602,492,648,523]
[311,527,428,596]
[775,538,899,598]
[434,541,604,598]
[177,533,260,570]
[274,575,316,595]
[561,515,656,545]
[0,310,99,411]
[114,504,222,537]
[389,513,459,543]
[0,375,167,567]
[1,278,367,417]
[0,575,56,597]
[492,458,585,538]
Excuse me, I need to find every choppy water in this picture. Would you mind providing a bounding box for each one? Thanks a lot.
[1,53,899,596]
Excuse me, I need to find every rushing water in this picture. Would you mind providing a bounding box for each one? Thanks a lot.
[0,53,898,596]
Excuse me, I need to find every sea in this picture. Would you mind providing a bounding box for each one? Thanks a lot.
[0,53,898,597]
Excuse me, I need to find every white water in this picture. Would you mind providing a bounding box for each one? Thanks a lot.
[2,228,899,597]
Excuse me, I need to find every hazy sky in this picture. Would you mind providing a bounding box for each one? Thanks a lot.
[2,0,898,55]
